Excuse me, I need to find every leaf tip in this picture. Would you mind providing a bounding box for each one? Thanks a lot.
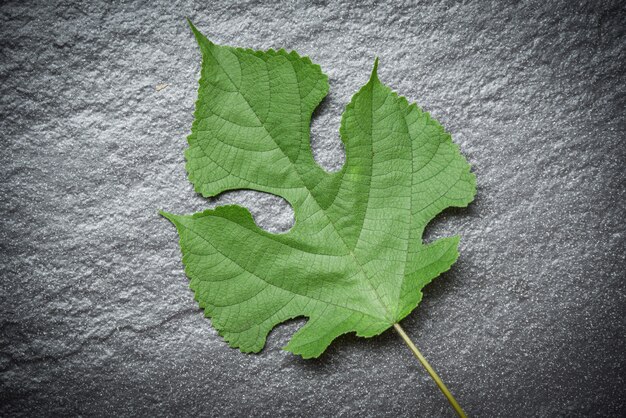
[186,18,212,46]
[185,17,197,33]
[369,57,380,82]
[159,210,178,224]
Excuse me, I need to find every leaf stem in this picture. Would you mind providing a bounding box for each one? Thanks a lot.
[393,323,467,418]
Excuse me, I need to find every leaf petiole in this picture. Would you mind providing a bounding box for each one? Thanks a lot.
[393,323,467,418]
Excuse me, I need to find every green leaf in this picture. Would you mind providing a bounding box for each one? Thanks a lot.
[162,22,476,359]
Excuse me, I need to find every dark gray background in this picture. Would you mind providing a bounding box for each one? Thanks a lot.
[1,0,624,416]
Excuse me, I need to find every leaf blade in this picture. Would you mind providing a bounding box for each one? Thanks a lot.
[163,25,476,358]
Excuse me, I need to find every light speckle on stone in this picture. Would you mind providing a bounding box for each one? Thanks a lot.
[0,0,624,416]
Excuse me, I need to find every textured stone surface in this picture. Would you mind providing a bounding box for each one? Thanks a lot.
[1,0,625,416]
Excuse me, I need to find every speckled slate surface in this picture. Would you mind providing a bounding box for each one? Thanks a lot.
[1,0,625,416]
